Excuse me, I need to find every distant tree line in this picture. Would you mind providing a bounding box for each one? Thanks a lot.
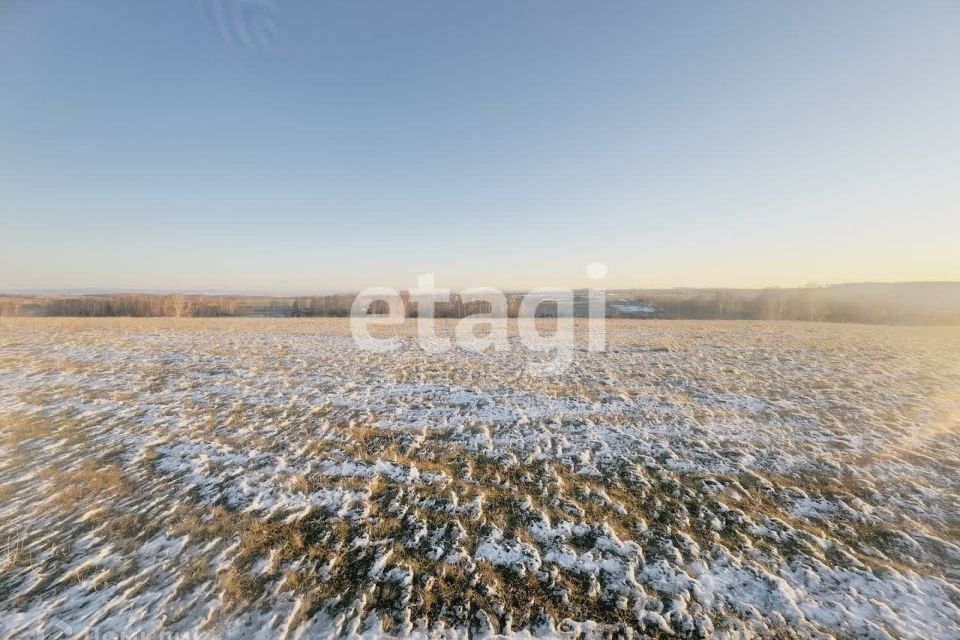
[1,284,958,325]
[630,286,960,324]
[0,294,354,318]
[622,289,830,321]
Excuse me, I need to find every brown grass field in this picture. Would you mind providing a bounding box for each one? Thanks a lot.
[1,318,958,638]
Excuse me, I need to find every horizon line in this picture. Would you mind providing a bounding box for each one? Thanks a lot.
[3,280,960,298]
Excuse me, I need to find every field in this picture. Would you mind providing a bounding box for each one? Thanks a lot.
[1,318,959,639]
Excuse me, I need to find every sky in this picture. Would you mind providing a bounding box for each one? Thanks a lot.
[1,0,958,293]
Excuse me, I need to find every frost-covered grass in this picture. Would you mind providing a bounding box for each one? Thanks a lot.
[0,318,959,639]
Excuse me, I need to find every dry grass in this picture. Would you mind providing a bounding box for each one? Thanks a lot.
[0,318,957,637]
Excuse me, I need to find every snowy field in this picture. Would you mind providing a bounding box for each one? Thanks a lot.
[0,318,959,639]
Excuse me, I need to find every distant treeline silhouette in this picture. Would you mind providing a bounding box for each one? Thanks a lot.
[0,294,356,318]
[1,283,958,324]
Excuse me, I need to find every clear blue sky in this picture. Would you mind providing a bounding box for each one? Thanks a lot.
[2,1,958,292]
